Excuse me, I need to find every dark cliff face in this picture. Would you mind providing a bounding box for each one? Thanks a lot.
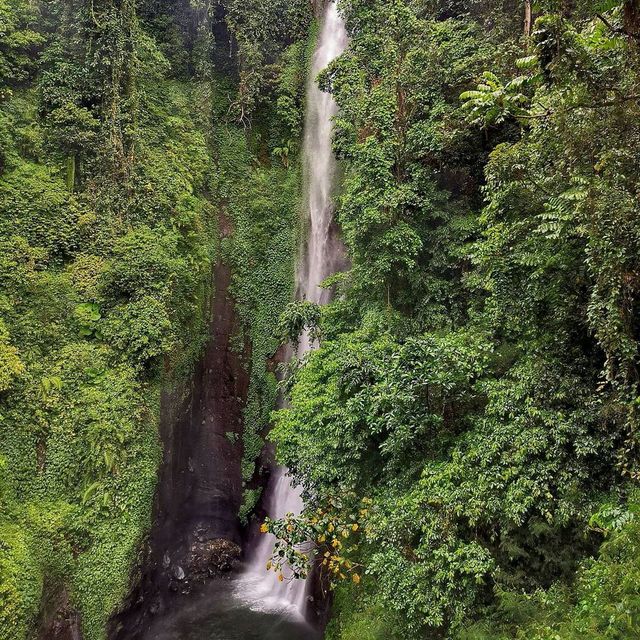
[109,251,250,639]
[38,588,82,640]
[160,256,248,549]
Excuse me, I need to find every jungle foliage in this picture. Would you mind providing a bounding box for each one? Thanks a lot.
[266,1,640,639]
[0,0,310,638]
[3,0,640,638]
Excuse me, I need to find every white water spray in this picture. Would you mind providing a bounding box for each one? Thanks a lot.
[240,0,348,619]
[298,0,348,316]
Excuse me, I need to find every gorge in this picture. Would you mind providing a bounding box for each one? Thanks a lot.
[112,2,347,638]
[2,1,640,640]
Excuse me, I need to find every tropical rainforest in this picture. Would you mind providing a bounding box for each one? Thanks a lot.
[1,0,639,639]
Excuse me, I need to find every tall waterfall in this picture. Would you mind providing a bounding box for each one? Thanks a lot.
[298,0,348,317]
[243,0,348,618]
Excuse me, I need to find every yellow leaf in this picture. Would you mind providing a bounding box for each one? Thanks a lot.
[352,574,361,584]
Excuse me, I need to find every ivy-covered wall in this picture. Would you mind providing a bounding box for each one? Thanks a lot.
[0,76,217,640]
[0,0,313,637]
[211,25,318,511]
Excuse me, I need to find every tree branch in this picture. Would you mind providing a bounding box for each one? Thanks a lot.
[596,13,640,42]
[517,94,640,121]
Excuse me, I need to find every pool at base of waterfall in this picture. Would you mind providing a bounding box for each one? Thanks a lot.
[141,573,321,640]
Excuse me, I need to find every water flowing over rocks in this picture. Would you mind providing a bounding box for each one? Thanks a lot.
[109,3,347,638]
[240,0,348,618]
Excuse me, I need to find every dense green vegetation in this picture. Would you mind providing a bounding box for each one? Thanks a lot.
[0,0,309,638]
[3,0,640,639]
[267,1,640,639]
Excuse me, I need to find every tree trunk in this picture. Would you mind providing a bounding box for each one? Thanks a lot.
[524,0,532,38]
[624,0,640,34]
[66,154,76,192]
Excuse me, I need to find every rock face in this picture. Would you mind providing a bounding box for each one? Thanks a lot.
[157,252,249,551]
[109,249,249,640]
[186,538,241,580]
[164,538,242,596]
[38,589,82,640]
[44,612,82,640]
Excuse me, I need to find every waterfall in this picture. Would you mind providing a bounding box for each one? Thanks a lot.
[298,0,348,315]
[241,0,348,619]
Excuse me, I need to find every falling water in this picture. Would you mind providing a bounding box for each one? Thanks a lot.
[244,0,348,618]
[137,5,347,639]
[298,0,349,315]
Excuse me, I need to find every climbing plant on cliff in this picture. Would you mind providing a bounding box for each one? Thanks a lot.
[0,0,312,637]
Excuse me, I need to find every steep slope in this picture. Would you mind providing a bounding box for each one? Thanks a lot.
[0,1,312,638]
